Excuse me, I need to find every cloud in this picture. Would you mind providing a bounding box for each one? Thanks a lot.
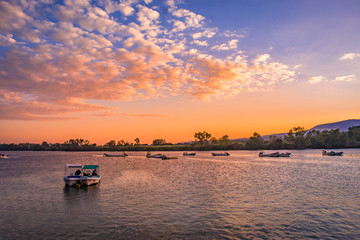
[191,27,217,39]
[185,53,296,100]
[254,54,270,65]
[340,53,360,60]
[168,4,205,33]
[212,39,238,51]
[223,30,245,38]
[104,1,135,16]
[0,0,297,120]
[308,74,356,84]
[334,75,356,82]
[192,40,208,46]
[0,33,16,46]
[0,90,108,120]
[0,1,42,42]
[165,0,177,8]
[137,5,160,26]
[0,1,29,33]
[308,76,327,84]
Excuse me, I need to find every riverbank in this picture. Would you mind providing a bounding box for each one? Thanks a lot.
[1,142,360,152]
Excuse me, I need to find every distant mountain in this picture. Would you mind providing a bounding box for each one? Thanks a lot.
[308,119,360,132]
[234,119,360,141]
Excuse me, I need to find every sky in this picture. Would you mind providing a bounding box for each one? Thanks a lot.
[1,0,360,145]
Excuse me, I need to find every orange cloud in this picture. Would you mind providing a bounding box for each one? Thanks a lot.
[0,0,297,120]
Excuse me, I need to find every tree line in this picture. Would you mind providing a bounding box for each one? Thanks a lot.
[1,126,360,151]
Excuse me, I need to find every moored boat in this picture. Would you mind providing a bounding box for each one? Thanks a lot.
[183,152,196,156]
[81,165,101,186]
[146,152,165,158]
[0,153,9,159]
[63,164,82,186]
[278,152,291,157]
[322,150,343,156]
[259,151,279,157]
[162,155,178,160]
[212,152,230,156]
[259,151,291,157]
[103,152,127,157]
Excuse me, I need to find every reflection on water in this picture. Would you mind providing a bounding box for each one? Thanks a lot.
[63,184,101,200]
[0,150,359,239]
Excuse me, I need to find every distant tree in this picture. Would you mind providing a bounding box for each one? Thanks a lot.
[219,134,230,144]
[348,126,360,142]
[284,126,306,149]
[210,137,218,144]
[319,129,348,148]
[134,138,140,145]
[245,132,264,150]
[194,131,212,144]
[41,141,50,149]
[105,140,116,147]
[153,139,167,145]
[305,130,322,148]
[76,138,84,145]
[66,139,77,145]
[268,136,283,149]
[63,139,82,150]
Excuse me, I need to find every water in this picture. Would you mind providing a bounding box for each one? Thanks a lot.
[0,149,359,239]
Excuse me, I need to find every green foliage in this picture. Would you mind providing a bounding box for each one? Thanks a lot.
[268,136,283,149]
[284,126,306,149]
[105,140,116,147]
[348,126,360,143]
[245,132,264,150]
[152,139,167,145]
[194,131,212,143]
[219,135,230,144]
[1,126,359,151]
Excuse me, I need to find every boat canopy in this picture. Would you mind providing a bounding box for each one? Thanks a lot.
[66,164,82,168]
[83,165,99,169]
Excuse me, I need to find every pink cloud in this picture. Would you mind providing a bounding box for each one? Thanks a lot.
[0,0,297,120]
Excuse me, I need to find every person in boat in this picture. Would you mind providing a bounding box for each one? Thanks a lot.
[92,169,98,176]
[75,169,81,176]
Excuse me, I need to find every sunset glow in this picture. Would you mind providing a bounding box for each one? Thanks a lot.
[1,0,360,144]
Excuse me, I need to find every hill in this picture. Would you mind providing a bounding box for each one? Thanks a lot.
[308,119,360,132]
[244,119,360,141]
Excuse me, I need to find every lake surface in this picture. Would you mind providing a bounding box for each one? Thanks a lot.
[0,149,359,239]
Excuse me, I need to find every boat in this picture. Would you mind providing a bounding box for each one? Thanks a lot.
[212,152,230,156]
[278,152,291,157]
[146,152,165,158]
[103,152,127,157]
[259,151,291,157]
[322,150,343,156]
[63,164,83,186]
[259,151,279,157]
[81,165,101,186]
[183,152,196,156]
[161,155,178,160]
[0,153,9,159]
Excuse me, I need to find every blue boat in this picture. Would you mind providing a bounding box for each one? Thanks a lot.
[63,164,82,186]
